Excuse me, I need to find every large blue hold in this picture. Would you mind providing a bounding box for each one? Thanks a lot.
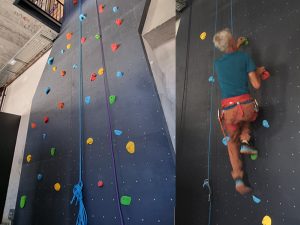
[47,57,54,65]
[85,96,91,104]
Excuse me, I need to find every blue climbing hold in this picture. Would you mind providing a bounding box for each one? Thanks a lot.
[262,120,270,128]
[112,6,119,13]
[79,14,86,21]
[222,136,230,146]
[208,75,215,83]
[252,195,261,204]
[37,173,43,181]
[47,57,54,65]
[42,133,47,140]
[85,96,91,104]
[60,49,65,54]
[44,87,51,95]
[114,130,123,136]
[116,71,124,78]
[73,64,78,69]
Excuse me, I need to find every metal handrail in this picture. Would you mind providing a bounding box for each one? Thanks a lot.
[29,0,64,22]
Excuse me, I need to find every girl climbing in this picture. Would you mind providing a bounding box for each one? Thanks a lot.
[213,28,268,195]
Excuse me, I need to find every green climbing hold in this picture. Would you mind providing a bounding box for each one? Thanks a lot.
[250,154,258,160]
[50,147,56,156]
[120,195,132,206]
[20,195,27,208]
[95,34,101,40]
[109,95,116,105]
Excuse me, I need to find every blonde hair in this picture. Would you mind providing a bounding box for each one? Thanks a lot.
[213,28,233,52]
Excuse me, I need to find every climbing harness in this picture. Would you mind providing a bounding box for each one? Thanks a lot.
[95,1,125,224]
[70,0,87,224]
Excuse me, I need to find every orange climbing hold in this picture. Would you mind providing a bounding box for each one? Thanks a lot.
[58,102,64,109]
[115,18,122,26]
[31,122,37,128]
[44,116,49,124]
[54,183,61,191]
[111,43,119,52]
[66,32,73,40]
[90,73,97,81]
[60,70,66,77]
[126,141,135,154]
[99,4,104,13]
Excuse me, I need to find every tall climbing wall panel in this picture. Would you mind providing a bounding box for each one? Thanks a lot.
[14,0,175,225]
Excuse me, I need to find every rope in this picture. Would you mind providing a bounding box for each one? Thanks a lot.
[95,1,125,224]
[70,0,87,224]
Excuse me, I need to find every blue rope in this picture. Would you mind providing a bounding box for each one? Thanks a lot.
[70,0,87,224]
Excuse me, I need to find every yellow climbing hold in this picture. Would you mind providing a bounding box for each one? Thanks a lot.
[126,141,135,154]
[200,32,207,40]
[98,67,104,76]
[52,66,57,72]
[54,182,61,191]
[86,137,94,145]
[26,154,32,163]
[262,215,272,225]
[67,43,72,49]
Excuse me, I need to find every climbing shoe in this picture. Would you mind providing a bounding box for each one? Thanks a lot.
[240,140,258,155]
[235,179,252,195]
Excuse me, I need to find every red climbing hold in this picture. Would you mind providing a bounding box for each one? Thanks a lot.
[97,180,104,188]
[60,70,66,77]
[44,116,49,124]
[90,72,97,81]
[73,0,78,5]
[31,122,37,129]
[115,18,122,26]
[261,70,270,80]
[58,102,64,109]
[81,37,86,44]
[99,4,104,13]
[111,43,119,52]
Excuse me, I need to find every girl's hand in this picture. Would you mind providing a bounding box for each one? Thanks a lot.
[237,37,247,48]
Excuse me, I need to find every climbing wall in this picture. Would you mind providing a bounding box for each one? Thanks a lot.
[14,0,175,225]
[177,0,300,225]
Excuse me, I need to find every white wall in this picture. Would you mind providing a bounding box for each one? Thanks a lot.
[1,50,51,223]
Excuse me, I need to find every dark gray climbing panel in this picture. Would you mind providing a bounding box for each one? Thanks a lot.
[14,0,175,225]
[177,0,300,224]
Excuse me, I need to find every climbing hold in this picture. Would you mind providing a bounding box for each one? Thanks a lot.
[67,44,72,49]
[112,6,119,13]
[109,95,116,104]
[42,133,47,140]
[120,196,132,206]
[73,0,78,5]
[20,195,27,208]
[98,4,105,13]
[86,137,94,145]
[66,32,73,40]
[98,67,104,75]
[26,154,32,163]
[31,122,37,129]
[90,72,97,81]
[97,180,104,188]
[47,57,54,65]
[116,71,124,78]
[252,195,261,204]
[60,49,65,54]
[37,173,43,181]
[115,18,123,26]
[111,43,119,52]
[52,66,57,72]
[95,34,101,40]
[58,101,64,109]
[54,183,61,192]
[60,70,66,77]
[85,96,91,104]
[208,75,215,83]
[126,141,135,154]
[50,147,56,156]
[79,13,86,21]
[200,32,207,40]
[81,36,86,44]
[262,215,272,225]
[114,129,123,136]
[44,116,49,124]
[44,87,51,95]
[261,71,270,80]
[241,38,249,46]
[222,136,230,146]
[262,120,270,128]
[73,64,78,69]
[250,154,258,160]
